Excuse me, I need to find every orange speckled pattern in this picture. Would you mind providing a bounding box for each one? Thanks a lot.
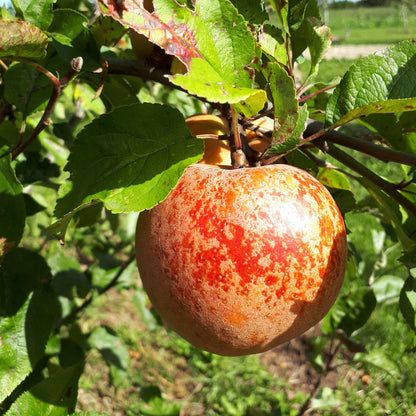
[135,163,348,356]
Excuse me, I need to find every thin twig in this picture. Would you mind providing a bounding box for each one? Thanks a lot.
[11,59,83,160]
[298,84,337,103]
[297,341,343,416]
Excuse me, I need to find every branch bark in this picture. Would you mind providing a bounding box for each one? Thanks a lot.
[305,120,416,168]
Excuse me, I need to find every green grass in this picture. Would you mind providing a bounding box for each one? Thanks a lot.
[326,6,416,44]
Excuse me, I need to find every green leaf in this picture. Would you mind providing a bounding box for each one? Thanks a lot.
[0,284,59,407]
[5,362,84,416]
[11,0,54,30]
[88,326,129,387]
[360,111,416,154]
[0,20,49,59]
[132,289,160,330]
[322,271,377,337]
[88,326,129,371]
[0,148,25,253]
[316,168,351,191]
[310,387,341,410]
[372,275,405,304]
[0,298,32,404]
[54,102,203,220]
[0,248,52,316]
[49,9,101,72]
[258,24,287,65]
[138,385,182,416]
[171,58,266,116]
[326,40,416,127]
[354,350,400,377]
[328,98,416,130]
[400,277,416,332]
[305,22,331,79]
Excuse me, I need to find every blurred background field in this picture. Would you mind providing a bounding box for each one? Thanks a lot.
[324,4,415,45]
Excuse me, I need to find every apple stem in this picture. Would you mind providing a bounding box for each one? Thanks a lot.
[229,106,264,168]
[230,105,248,168]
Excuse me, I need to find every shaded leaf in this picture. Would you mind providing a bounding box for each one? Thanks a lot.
[0,248,52,317]
[49,9,101,72]
[357,177,415,250]
[3,62,51,115]
[372,275,405,304]
[54,102,202,222]
[399,246,416,269]
[229,0,268,24]
[15,152,60,184]
[0,20,49,59]
[360,111,416,154]
[326,40,416,127]
[0,147,25,254]
[268,0,289,34]
[90,14,126,47]
[89,326,129,371]
[0,298,32,403]
[400,277,416,332]
[289,0,323,61]
[336,287,377,336]
[25,284,61,366]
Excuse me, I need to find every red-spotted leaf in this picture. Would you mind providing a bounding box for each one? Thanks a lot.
[97,0,202,68]
[0,20,48,59]
[166,0,266,116]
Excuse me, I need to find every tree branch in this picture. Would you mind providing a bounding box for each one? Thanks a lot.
[319,141,416,218]
[106,58,175,88]
[305,120,416,167]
